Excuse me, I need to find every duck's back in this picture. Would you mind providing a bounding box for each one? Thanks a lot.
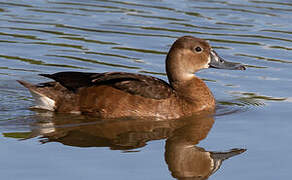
[19,71,186,119]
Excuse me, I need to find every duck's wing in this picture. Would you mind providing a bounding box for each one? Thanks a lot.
[39,72,97,91]
[40,72,174,99]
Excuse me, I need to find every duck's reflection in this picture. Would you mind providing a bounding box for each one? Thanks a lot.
[165,116,245,179]
[6,112,245,179]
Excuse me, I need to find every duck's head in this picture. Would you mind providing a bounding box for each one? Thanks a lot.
[166,36,245,83]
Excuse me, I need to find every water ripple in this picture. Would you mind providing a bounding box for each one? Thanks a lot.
[0,54,85,69]
[46,54,141,69]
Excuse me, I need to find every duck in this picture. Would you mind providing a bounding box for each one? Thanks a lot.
[18,36,245,119]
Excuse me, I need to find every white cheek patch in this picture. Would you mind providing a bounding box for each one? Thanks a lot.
[211,49,219,62]
[203,54,211,69]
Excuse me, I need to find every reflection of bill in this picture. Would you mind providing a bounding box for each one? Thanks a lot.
[165,115,245,180]
[3,112,245,179]
[166,144,245,180]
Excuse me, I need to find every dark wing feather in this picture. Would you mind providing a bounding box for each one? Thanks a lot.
[40,72,97,91]
[92,72,174,99]
[40,72,174,99]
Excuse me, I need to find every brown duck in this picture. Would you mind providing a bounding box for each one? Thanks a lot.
[18,36,245,119]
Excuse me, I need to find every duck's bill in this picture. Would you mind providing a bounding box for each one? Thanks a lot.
[209,50,246,70]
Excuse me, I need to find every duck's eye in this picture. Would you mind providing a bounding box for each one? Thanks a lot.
[194,46,202,53]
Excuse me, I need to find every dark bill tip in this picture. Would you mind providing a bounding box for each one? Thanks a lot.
[237,65,246,70]
[226,63,246,70]
[209,50,246,71]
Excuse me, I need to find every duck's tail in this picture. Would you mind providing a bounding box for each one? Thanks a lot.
[17,80,56,111]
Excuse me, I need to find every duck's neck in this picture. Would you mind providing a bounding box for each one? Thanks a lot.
[170,76,215,111]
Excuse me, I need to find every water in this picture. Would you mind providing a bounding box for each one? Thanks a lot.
[0,0,292,179]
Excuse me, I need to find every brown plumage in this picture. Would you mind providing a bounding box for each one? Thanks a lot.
[18,36,245,119]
